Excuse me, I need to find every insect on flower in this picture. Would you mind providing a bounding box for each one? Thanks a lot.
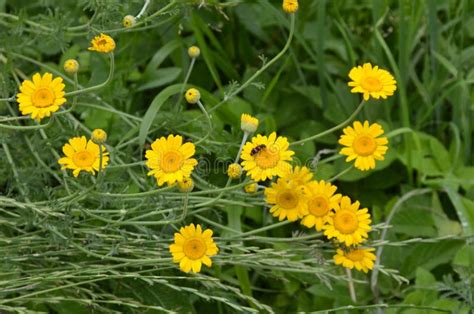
[250,144,266,156]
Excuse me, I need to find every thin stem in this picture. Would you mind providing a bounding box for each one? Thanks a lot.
[136,0,151,19]
[234,132,249,164]
[0,96,15,102]
[195,99,212,145]
[328,165,353,182]
[346,268,357,303]
[291,100,366,146]
[65,53,115,97]
[96,143,104,188]
[207,13,296,114]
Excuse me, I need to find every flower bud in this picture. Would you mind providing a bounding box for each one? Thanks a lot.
[188,46,200,58]
[227,163,242,179]
[240,114,259,133]
[185,88,201,104]
[123,15,137,28]
[178,177,194,193]
[64,59,79,74]
[244,183,258,194]
[91,129,107,144]
[282,0,298,13]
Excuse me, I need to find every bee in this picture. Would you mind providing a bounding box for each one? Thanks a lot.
[250,144,266,156]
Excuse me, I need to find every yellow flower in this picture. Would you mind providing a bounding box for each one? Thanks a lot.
[123,15,136,28]
[188,46,200,58]
[185,88,200,104]
[16,73,66,121]
[227,163,242,179]
[88,33,116,53]
[145,134,198,186]
[339,121,388,171]
[282,166,313,187]
[265,178,308,222]
[324,196,372,246]
[282,0,298,13]
[178,177,194,193]
[169,223,218,273]
[64,59,79,74]
[240,113,259,133]
[91,128,107,144]
[334,248,376,273]
[301,180,341,231]
[241,132,294,182]
[58,136,109,177]
[244,183,258,194]
[348,63,397,101]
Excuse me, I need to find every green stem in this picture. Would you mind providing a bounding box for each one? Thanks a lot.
[207,13,296,114]
[291,100,365,146]
[346,268,357,303]
[195,99,212,145]
[328,165,353,182]
[65,53,114,97]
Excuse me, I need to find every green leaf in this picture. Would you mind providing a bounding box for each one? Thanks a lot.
[139,84,184,148]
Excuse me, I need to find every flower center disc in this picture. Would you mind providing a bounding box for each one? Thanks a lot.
[72,151,95,167]
[183,238,206,260]
[346,249,365,261]
[361,76,382,92]
[32,88,55,108]
[161,151,183,173]
[254,147,279,169]
[308,195,329,217]
[277,190,299,209]
[333,210,359,234]
[98,39,107,46]
[353,135,377,156]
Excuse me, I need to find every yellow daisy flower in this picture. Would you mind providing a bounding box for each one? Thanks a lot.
[145,134,198,186]
[334,247,376,273]
[339,121,389,171]
[88,33,116,53]
[324,196,372,246]
[301,180,341,232]
[16,73,66,121]
[282,166,314,187]
[264,178,308,222]
[58,136,109,177]
[169,223,218,273]
[348,63,397,101]
[240,132,294,182]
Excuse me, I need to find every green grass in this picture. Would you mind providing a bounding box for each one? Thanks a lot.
[0,0,473,312]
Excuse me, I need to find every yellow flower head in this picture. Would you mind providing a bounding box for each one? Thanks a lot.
[169,223,219,273]
[264,178,308,222]
[123,15,136,28]
[88,33,116,53]
[282,166,313,187]
[58,136,109,177]
[63,59,79,74]
[240,132,294,182]
[301,180,341,231]
[185,88,200,104]
[91,128,107,144]
[324,196,372,246]
[339,121,388,171]
[240,113,259,133]
[282,0,298,13]
[16,73,66,121]
[227,163,242,179]
[348,63,397,101]
[244,183,258,194]
[334,247,376,273]
[178,177,194,193]
[145,134,198,186]
[188,46,200,58]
